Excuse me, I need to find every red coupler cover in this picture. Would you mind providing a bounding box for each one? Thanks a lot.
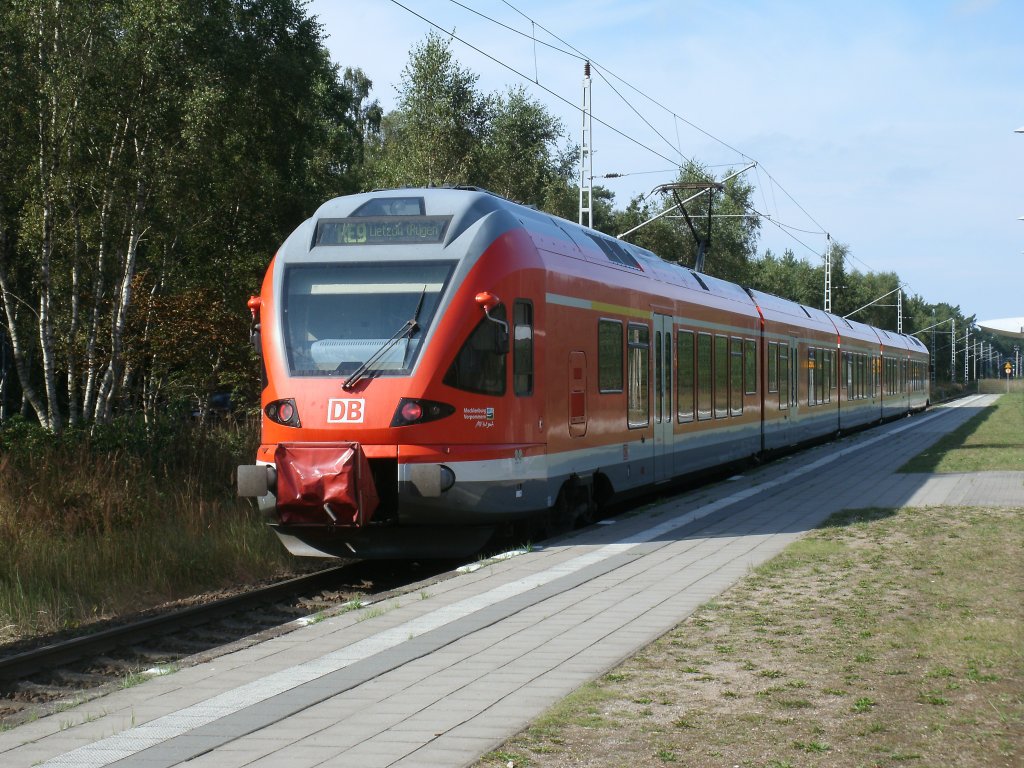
[274,444,379,526]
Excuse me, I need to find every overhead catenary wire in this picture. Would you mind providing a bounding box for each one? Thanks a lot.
[385,0,683,169]
[493,1,834,238]
[385,0,897,277]
[487,0,840,255]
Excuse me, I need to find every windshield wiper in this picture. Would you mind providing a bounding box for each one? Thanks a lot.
[341,286,427,390]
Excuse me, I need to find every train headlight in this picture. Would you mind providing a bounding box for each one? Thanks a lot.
[390,398,455,427]
[265,398,301,428]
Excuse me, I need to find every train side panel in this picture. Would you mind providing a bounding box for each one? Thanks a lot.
[830,315,883,431]
[238,187,931,559]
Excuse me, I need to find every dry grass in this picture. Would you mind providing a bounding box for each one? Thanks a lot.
[0,418,301,643]
[478,505,1023,768]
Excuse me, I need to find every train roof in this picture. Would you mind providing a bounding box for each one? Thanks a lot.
[827,312,881,346]
[284,188,923,352]
[745,288,837,333]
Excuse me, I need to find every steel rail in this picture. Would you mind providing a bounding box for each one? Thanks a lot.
[0,566,349,683]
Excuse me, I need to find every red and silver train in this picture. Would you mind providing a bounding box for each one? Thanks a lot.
[237,187,929,558]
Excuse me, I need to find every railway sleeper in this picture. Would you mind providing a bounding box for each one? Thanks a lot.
[51,669,109,687]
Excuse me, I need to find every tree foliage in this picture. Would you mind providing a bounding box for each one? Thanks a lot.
[0,0,378,429]
[0,18,995,433]
[364,33,574,206]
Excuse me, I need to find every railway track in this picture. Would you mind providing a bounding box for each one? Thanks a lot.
[0,559,456,727]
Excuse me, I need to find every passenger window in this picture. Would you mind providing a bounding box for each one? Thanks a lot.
[744,339,757,395]
[443,306,507,395]
[767,341,778,393]
[655,330,663,424]
[808,347,817,406]
[627,324,649,428]
[598,319,623,392]
[677,330,695,422]
[730,337,743,416]
[818,350,825,403]
[779,344,790,410]
[819,348,828,404]
[697,333,712,420]
[714,335,728,418]
[513,300,533,396]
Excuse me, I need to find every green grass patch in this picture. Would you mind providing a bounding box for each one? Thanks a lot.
[900,392,1024,472]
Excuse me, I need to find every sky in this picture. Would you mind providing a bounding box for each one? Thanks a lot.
[309,0,1023,324]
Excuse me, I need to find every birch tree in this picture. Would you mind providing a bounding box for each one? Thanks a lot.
[0,0,374,429]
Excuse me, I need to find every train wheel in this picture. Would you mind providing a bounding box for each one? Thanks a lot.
[543,480,595,537]
[543,487,576,537]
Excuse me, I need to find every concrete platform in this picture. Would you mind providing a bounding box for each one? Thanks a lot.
[3,394,1020,768]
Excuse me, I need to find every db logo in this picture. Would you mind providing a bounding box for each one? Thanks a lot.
[327,398,365,423]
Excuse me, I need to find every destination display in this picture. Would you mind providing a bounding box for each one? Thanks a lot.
[315,216,450,246]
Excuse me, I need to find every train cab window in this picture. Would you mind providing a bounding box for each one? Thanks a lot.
[744,339,757,395]
[350,196,425,217]
[697,333,713,420]
[767,341,779,393]
[714,335,729,419]
[779,344,790,410]
[598,320,623,392]
[627,324,650,428]
[442,306,507,395]
[513,300,534,396]
[282,261,453,377]
[677,330,695,422]
[730,337,743,416]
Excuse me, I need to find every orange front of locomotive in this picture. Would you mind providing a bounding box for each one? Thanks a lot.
[237,190,548,559]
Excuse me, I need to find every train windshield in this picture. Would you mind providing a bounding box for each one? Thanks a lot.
[282,262,455,377]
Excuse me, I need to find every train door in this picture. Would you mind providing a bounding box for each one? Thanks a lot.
[653,313,673,482]
[776,336,798,446]
[568,350,587,437]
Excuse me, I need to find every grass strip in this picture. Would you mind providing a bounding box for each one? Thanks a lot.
[900,392,1024,473]
[478,505,1023,768]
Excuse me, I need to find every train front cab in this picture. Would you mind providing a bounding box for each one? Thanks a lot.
[239,189,564,558]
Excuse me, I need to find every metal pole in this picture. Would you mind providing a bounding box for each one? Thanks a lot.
[578,62,593,228]
[964,326,969,382]
[930,310,936,382]
[824,234,832,313]
[897,288,903,334]
[951,319,955,382]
